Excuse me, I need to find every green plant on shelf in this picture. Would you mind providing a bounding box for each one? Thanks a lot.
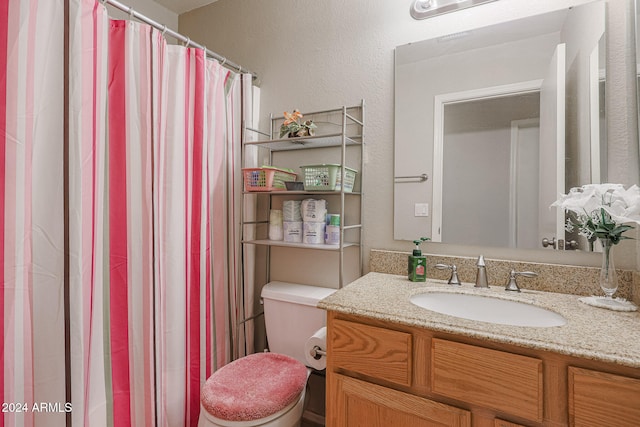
[279,109,317,138]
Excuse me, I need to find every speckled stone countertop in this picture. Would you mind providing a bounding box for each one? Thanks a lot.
[318,272,640,369]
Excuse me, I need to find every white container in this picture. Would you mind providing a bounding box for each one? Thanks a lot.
[269,209,283,225]
[268,225,283,241]
[303,222,325,244]
[283,221,303,243]
[326,214,341,226]
[325,225,340,245]
[268,209,283,240]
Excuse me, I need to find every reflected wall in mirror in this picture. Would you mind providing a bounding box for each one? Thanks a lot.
[394,1,607,251]
[439,93,542,248]
[637,0,640,164]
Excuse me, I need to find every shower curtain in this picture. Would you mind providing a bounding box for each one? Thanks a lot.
[2,0,253,426]
[1,1,66,426]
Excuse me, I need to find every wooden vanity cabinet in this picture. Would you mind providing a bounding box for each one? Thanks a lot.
[568,366,640,426]
[494,420,529,427]
[330,318,413,388]
[331,374,471,427]
[431,338,543,422]
[325,311,640,427]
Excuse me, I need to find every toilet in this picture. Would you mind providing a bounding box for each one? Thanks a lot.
[198,281,336,427]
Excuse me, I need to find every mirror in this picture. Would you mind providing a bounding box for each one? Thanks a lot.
[394,1,607,250]
[637,0,640,161]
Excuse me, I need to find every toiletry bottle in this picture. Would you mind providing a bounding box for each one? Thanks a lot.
[408,237,429,282]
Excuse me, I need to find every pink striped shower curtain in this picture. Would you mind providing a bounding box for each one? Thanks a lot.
[0,0,67,426]
[2,0,251,426]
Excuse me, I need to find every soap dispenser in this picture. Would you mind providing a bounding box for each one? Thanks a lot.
[408,237,430,282]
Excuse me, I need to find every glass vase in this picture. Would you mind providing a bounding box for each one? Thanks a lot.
[598,237,618,298]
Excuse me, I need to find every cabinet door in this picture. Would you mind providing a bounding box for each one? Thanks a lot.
[568,366,640,426]
[328,373,470,427]
[431,338,543,422]
[495,419,529,427]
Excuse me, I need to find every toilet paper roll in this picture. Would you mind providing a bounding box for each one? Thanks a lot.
[301,199,327,222]
[303,222,325,244]
[283,221,303,243]
[283,200,302,222]
[304,327,327,370]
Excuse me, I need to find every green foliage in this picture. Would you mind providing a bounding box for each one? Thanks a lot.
[566,208,634,245]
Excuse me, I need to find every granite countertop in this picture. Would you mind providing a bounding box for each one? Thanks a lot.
[318,272,640,368]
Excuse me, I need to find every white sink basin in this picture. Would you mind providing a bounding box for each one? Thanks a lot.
[410,292,567,327]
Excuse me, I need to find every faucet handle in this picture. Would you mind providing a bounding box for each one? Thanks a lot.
[434,264,461,285]
[505,269,538,292]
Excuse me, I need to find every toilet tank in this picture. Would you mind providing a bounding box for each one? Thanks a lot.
[261,281,336,366]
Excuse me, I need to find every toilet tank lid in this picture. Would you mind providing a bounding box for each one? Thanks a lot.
[261,281,337,307]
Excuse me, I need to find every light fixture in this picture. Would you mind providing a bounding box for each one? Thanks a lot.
[410,0,498,20]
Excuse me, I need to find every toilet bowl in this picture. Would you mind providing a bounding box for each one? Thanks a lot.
[198,388,306,427]
[198,282,335,427]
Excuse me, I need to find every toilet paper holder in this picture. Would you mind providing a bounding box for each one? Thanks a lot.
[305,326,328,369]
[309,346,326,360]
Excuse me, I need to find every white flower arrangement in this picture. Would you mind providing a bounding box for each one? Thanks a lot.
[551,183,640,245]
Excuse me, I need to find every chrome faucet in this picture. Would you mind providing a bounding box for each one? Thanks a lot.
[474,255,489,288]
[435,263,461,285]
[505,269,538,292]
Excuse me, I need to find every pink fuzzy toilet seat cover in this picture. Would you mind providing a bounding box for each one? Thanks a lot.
[201,352,308,422]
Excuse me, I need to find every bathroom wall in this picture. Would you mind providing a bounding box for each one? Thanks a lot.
[106,0,178,33]
[179,0,639,272]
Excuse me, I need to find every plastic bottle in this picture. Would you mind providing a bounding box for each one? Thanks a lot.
[408,237,430,282]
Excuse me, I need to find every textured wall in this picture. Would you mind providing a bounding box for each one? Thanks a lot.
[106,0,178,32]
[606,0,640,187]
[180,0,638,270]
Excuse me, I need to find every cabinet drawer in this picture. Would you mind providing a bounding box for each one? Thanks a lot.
[568,366,640,426]
[330,318,412,386]
[432,338,543,422]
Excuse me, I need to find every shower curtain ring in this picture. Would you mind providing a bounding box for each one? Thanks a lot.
[128,7,134,18]
[221,57,227,66]
[184,37,191,47]
[161,25,167,36]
